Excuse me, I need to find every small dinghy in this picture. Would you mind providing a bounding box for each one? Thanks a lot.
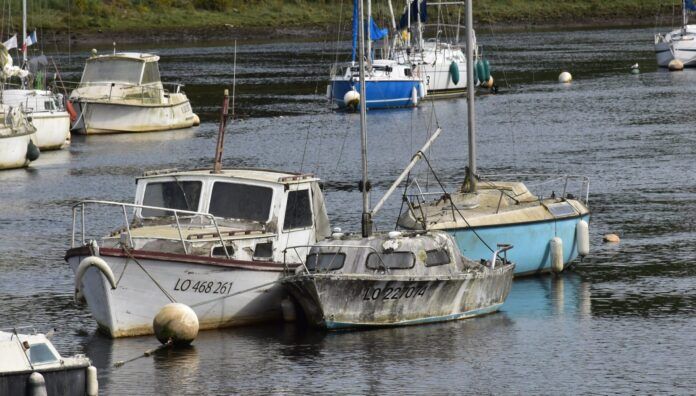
[0,329,97,395]
[283,231,514,329]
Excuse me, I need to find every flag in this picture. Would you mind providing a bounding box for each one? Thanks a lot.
[3,34,17,50]
[25,30,37,47]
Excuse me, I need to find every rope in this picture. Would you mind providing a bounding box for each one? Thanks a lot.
[120,245,177,303]
[419,153,495,254]
[113,340,173,368]
[190,276,297,308]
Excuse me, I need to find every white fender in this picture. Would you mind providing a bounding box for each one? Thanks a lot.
[576,220,589,257]
[411,87,418,106]
[75,256,117,304]
[550,237,564,273]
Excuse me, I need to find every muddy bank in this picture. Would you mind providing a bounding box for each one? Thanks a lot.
[43,17,668,51]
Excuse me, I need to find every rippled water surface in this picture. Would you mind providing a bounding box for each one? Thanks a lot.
[1,26,695,394]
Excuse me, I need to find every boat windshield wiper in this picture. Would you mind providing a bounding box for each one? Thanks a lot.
[173,176,195,212]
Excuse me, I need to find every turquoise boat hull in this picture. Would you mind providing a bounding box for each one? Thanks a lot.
[448,214,590,276]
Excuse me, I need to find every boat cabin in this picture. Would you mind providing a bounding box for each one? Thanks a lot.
[303,231,487,276]
[341,59,415,80]
[94,168,331,264]
[70,52,171,105]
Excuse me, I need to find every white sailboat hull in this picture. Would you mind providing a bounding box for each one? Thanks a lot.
[0,132,36,170]
[655,26,696,67]
[72,99,196,135]
[31,111,71,150]
[67,248,288,338]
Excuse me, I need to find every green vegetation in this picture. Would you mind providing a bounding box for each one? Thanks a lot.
[3,0,678,33]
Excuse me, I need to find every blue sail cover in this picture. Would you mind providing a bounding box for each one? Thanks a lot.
[398,0,427,30]
[687,0,696,11]
[351,0,389,61]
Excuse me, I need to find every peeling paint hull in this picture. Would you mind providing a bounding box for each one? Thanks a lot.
[284,265,514,329]
[68,252,287,338]
[71,100,196,135]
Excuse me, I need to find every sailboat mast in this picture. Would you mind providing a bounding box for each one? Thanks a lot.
[22,0,27,65]
[367,0,372,61]
[358,0,372,237]
[464,0,477,193]
[684,0,688,29]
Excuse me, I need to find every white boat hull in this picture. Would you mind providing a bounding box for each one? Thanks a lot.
[31,111,71,150]
[0,132,36,170]
[655,27,696,67]
[72,99,197,135]
[67,248,288,337]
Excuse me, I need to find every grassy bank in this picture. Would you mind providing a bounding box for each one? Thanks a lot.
[7,0,679,34]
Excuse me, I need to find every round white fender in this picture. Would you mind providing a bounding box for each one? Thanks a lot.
[86,366,98,396]
[550,237,564,273]
[576,220,590,257]
[75,256,117,304]
[411,86,418,106]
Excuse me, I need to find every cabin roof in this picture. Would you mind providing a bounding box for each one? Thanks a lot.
[88,52,159,62]
[136,167,320,185]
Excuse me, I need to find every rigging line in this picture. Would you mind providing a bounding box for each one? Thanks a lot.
[419,152,495,253]
[121,245,177,303]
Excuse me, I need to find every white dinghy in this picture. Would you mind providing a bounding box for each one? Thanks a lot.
[66,92,331,338]
[0,329,97,395]
[69,52,199,134]
[0,105,39,170]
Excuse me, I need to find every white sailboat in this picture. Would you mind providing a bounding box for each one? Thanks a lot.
[655,0,696,67]
[1,0,70,151]
[69,52,199,134]
[396,1,591,276]
[390,0,491,97]
[284,0,514,330]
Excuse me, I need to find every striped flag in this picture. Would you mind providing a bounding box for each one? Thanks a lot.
[23,30,37,52]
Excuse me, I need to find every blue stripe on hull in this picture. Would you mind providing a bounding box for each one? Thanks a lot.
[324,303,503,329]
[448,215,590,276]
[331,80,422,109]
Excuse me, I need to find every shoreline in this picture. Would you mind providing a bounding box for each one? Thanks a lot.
[43,17,672,50]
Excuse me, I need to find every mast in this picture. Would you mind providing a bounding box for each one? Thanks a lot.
[684,0,688,30]
[358,0,372,237]
[367,0,372,62]
[464,0,477,193]
[21,0,27,65]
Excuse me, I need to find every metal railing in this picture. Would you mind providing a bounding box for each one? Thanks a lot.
[71,200,231,258]
[66,81,186,104]
[478,173,590,205]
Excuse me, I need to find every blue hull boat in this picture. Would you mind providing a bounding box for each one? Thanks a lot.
[449,214,590,276]
[330,79,424,109]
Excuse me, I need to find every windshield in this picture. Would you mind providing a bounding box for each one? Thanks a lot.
[209,182,273,222]
[82,58,144,84]
[28,343,59,365]
[141,180,202,217]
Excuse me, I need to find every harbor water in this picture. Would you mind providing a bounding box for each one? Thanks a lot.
[1,26,695,393]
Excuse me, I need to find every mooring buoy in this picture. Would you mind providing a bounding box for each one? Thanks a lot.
[668,59,684,71]
[153,303,199,346]
[344,90,360,109]
[603,233,620,243]
[558,71,572,83]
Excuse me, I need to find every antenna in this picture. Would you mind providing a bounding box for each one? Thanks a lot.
[213,42,236,174]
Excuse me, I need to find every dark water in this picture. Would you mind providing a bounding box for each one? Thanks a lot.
[2,26,695,394]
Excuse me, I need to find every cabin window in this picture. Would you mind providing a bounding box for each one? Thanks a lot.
[404,68,412,76]
[81,59,144,84]
[43,100,55,111]
[141,181,202,217]
[366,252,415,270]
[253,242,273,260]
[283,190,312,230]
[141,62,161,84]
[209,182,273,222]
[306,253,345,271]
[425,249,450,267]
[28,343,59,365]
[212,245,235,257]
